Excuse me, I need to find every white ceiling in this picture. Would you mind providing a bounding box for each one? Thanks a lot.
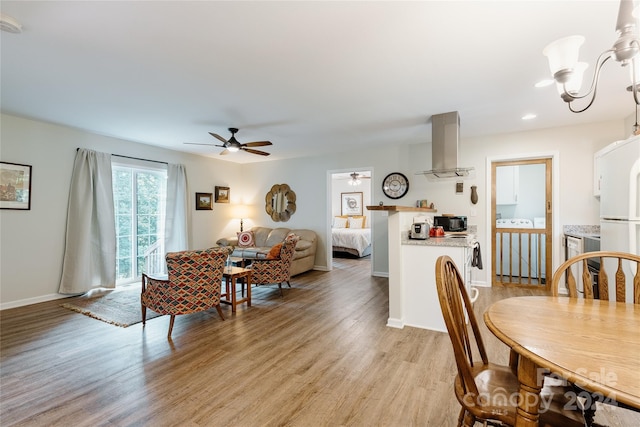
[0,1,636,164]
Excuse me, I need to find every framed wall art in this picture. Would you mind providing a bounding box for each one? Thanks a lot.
[0,161,32,210]
[195,192,213,210]
[341,191,363,216]
[215,186,230,203]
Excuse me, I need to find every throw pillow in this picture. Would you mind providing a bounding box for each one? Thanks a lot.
[237,231,255,247]
[333,217,347,228]
[266,243,283,259]
[348,217,364,229]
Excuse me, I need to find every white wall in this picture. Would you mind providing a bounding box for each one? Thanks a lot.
[0,112,630,307]
[331,174,372,224]
[405,119,627,286]
[0,114,243,308]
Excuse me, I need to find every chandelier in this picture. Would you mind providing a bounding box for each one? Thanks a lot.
[542,0,640,113]
[348,172,361,186]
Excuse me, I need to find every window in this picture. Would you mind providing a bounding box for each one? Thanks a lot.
[112,162,167,284]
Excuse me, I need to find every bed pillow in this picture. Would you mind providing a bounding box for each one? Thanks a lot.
[266,243,283,259]
[348,217,364,229]
[333,217,348,228]
[237,231,255,247]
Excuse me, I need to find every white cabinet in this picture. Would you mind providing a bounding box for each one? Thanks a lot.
[496,165,519,205]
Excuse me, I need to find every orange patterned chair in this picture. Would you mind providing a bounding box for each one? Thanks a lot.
[249,234,299,296]
[141,246,232,337]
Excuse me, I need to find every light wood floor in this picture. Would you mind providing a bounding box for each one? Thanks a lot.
[1,257,638,426]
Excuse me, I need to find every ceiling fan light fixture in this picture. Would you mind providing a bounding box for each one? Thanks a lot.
[227,145,240,153]
[0,13,22,33]
[348,172,362,186]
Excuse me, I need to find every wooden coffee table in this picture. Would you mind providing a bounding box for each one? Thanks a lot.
[221,266,251,313]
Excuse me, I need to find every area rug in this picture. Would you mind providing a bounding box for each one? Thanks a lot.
[61,286,162,327]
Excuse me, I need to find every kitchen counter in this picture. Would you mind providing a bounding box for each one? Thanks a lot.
[402,235,476,248]
[563,225,600,238]
[369,207,477,332]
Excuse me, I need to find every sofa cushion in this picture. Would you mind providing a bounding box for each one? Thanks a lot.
[250,227,274,247]
[237,231,255,247]
[295,240,313,251]
[265,228,291,247]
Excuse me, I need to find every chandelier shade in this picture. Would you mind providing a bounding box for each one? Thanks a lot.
[543,35,585,81]
[543,0,640,112]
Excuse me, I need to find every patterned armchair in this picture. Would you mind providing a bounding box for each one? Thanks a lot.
[249,234,299,296]
[141,246,232,337]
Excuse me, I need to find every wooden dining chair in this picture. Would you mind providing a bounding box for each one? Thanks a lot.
[551,250,640,303]
[551,250,640,425]
[435,255,586,427]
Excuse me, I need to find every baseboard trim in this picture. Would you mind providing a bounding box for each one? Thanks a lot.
[386,318,404,329]
[1,293,70,311]
[372,271,389,278]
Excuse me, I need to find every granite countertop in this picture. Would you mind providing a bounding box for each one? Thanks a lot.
[402,234,476,248]
[563,225,600,239]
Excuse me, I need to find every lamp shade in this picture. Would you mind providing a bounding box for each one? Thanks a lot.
[234,204,251,219]
[543,35,585,76]
[556,62,588,95]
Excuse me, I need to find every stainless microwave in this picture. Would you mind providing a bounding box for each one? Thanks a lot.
[433,216,467,232]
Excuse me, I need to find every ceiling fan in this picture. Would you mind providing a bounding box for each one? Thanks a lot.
[185,127,272,156]
[344,172,371,186]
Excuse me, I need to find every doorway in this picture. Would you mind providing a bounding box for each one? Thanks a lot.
[491,158,552,289]
[328,169,373,273]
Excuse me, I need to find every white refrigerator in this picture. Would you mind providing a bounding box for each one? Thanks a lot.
[599,135,640,302]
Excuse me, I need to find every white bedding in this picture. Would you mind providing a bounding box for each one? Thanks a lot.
[332,228,371,257]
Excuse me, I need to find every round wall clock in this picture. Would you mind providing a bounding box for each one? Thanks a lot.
[382,172,409,199]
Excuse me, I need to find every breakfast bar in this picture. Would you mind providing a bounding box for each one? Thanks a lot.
[367,205,477,331]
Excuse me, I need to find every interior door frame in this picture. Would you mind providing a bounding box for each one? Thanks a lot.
[326,167,374,274]
[485,151,560,290]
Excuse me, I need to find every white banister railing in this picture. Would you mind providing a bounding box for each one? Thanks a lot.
[495,228,546,286]
[143,240,166,276]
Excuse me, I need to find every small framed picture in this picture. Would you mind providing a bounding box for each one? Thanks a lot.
[195,192,213,210]
[1,161,32,210]
[341,191,363,216]
[215,186,230,203]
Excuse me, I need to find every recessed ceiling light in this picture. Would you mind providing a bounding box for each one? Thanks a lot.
[522,114,537,120]
[0,13,22,33]
[535,79,555,88]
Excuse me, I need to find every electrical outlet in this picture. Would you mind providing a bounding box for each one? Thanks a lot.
[456,181,463,194]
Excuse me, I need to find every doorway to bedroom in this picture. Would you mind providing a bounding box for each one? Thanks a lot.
[329,169,373,272]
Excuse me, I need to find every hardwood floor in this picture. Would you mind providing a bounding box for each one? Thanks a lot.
[1,257,638,426]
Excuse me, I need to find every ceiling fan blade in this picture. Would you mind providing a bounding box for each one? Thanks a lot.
[184,142,216,146]
[209,132,229,144]
[242,148,270,156]
[219,149,230,155]
[242,141,272,147]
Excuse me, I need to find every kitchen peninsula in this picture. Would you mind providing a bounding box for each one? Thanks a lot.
[367,205,476,332]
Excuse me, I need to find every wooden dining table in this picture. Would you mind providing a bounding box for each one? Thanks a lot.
[484,296,640,427]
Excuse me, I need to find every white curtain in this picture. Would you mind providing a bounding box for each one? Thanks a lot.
[59,149,116,294]
[164,163,189,253]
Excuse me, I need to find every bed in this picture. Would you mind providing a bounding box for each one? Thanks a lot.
[332,215,372,257]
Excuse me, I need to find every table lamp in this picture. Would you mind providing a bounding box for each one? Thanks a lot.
[234,204,251,232]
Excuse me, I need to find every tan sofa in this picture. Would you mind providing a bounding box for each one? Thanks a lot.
[216,226,317,276]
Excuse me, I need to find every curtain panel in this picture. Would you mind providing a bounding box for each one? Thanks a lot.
[165,163,190,253]
[58,149,116,294]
